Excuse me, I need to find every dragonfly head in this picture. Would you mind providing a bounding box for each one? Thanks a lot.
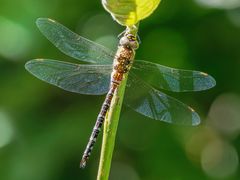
[120,34,139,50]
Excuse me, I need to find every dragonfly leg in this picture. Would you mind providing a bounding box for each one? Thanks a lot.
[137,34,141,45]
[117,30,126,40]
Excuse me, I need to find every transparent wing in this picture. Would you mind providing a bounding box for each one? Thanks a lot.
[36,18,115,64]
[132,60,216,92]
[25,59,112,95]
[124,72,200,126]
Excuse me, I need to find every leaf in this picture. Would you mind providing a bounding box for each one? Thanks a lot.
[102,0,161,26]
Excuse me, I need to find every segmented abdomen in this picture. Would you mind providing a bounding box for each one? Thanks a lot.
[80,45,135,168]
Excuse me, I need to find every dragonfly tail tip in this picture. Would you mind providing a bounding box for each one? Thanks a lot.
[80,159,87,169]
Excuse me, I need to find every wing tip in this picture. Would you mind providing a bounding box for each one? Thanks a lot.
[25,60,33,71]
[36,18,57,28]
[25,59,45,71]
[187,106,201,126]
[36,17,46,25]
[208,74,216,89]
[193,73,216,92]
[200,72,216,90]
[191,111,201,126]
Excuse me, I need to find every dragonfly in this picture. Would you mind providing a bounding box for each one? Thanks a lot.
[25,18,216,168]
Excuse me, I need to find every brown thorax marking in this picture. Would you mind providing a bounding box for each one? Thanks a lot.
[115,46,134,68]
[112,32,139,82]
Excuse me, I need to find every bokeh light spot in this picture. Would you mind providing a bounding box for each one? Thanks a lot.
[0,17,32,60]
[195,0,240,9]
[185,126,219,163]
[228,8,240,27]
[201,140,239,178]
[0,111,14,148]
[208,93,240,138]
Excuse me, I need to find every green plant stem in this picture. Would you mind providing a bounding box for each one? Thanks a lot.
[97,25,139,180]
[97,75,128,180]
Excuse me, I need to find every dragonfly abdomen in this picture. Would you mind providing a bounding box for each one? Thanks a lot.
[80,49,134,168]
[80,83,117,168]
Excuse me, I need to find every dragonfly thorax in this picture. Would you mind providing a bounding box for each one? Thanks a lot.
[113,45,134,75]
[119,34,139,50]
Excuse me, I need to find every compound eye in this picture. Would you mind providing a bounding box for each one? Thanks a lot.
[127,34,137,42]
[127,34,139,49]
[119,34,139,49]
[119,36,129,46]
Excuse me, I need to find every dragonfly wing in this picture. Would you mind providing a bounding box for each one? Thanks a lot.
[132,60,216,92]
[25,59,112,95]
[36,18,115,64]
[124,72,200,126]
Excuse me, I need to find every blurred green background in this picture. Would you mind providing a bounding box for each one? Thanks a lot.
[1,0,240,179]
